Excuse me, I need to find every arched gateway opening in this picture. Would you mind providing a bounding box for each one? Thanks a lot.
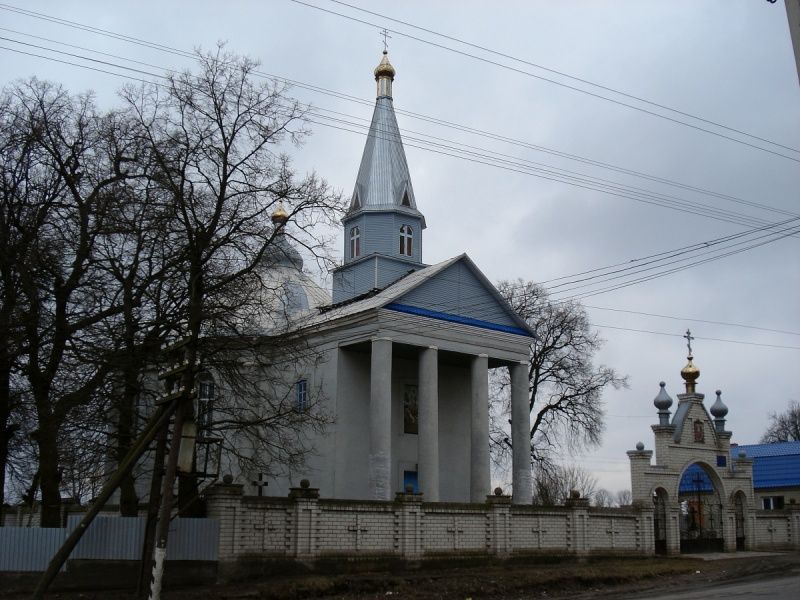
[653,487,669,555]
[733,490,747,550]
[678,463,724,553]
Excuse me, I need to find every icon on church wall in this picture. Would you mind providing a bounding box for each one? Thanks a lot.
[693,420,704,443]
[404,384,418,434]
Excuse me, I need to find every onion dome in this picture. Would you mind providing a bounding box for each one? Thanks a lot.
[710,390,728,419]
[680,355,700,393]
[271,202,289,226]
[374,50,396,80]
[653,381,673,411]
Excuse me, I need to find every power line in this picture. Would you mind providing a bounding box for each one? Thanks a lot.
[584,305,800,338]
[2,27,796,348]
[325,0,800,155]
[590,323,800,351]
[288,0,800,164]
[0,7,794,220]
[2,35,786,231]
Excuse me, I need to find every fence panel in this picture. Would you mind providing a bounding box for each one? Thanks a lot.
[0,517,219,571]
[166,518,219,561]
[68,515,146,561]
[0,527,66,572]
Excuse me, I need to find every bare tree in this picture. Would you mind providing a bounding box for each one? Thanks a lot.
[593,487,613,507]
[531,463,598,506]
[1,80,132,527]
[761,400,800,443]
[491,280,627,479]
[120,46,343,512]
[615,489,632,507]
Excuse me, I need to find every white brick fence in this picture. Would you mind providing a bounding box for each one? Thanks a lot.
[205,483,656,565]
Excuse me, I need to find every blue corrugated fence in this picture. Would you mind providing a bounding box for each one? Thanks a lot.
[0,516,218,572]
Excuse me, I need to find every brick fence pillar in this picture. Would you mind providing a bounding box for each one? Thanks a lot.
[289,480,320,559]
[635,503,655,555]
[565,491,590,556]
[395,489,423,559]
[204,482,244,560]
[486,489,511,558]
[789,505,800,549]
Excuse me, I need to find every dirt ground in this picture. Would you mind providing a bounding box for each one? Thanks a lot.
[4,552,800,599]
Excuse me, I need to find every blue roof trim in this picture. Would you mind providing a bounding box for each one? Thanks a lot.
[385,302,533,337]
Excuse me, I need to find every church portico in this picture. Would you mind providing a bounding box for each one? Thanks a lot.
[337,333,531,503]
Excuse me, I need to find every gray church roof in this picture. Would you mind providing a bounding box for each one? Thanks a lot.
[301,254,535,338]
[346,55,425,227]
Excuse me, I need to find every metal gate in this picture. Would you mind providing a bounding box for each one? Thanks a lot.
[653,489,668,555]
[679,466,724,553]
[734,493,746,551]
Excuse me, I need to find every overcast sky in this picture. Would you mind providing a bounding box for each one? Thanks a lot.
[2,1,798,495]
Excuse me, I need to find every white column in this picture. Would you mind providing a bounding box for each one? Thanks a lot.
[470,354,490,502]
[418,346,439,501]
[511,361,532,504]
[369,337,392,500]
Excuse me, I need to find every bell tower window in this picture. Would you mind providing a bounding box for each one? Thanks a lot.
[350,226,360,258]
[399,225,413,256]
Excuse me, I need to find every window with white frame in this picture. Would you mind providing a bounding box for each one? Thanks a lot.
[295,379,308,412]
[399,225,413,256]
[350,226,360,258]
[762,496,785,510]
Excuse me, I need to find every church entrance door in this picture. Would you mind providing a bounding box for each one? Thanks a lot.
[678,463,724,553]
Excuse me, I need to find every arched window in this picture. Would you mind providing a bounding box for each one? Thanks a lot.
[350,226,360,258]
[399,225,413,256]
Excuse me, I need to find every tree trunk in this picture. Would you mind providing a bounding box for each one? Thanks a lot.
[37,418,62,528]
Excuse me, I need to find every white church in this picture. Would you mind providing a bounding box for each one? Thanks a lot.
[239,51,537,505]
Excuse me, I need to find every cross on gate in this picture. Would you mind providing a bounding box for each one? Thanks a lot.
[531,517,548,550]
[347,515,369,550]
[252,473,268,496]
[606,519,621,548]
[684,329,694,355]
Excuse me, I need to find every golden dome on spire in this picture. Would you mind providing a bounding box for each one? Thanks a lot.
[271,202,289,226]
[374,51,396,80]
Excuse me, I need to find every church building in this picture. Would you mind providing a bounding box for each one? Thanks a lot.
[252,51,536,504]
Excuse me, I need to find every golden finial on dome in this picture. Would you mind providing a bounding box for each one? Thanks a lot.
[271,201,289,226]
[374,31,396,99]
[680,329,700,393]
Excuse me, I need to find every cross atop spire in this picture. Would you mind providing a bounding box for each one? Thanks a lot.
[683,329,694,356]
[380,28,392,53]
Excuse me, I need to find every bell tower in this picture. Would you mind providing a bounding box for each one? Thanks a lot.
[332,51,427,303]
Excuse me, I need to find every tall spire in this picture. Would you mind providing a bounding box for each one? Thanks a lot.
[332,51,427,303]
[347,52,424,225]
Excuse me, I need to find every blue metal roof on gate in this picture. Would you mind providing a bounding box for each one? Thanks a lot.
[731,442,800,490]
[678,464,714,494]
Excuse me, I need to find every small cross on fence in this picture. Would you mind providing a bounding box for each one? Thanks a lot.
[447,517,465,550]
[531,517,548,550]
[252,473,268,497]
[766,521,777,541]
[606,518,621,549]
[347,515,369,550]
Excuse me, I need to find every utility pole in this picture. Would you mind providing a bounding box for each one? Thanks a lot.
[146,337,197,600]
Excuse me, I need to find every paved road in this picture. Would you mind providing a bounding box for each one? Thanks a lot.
[624,574,800,600]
